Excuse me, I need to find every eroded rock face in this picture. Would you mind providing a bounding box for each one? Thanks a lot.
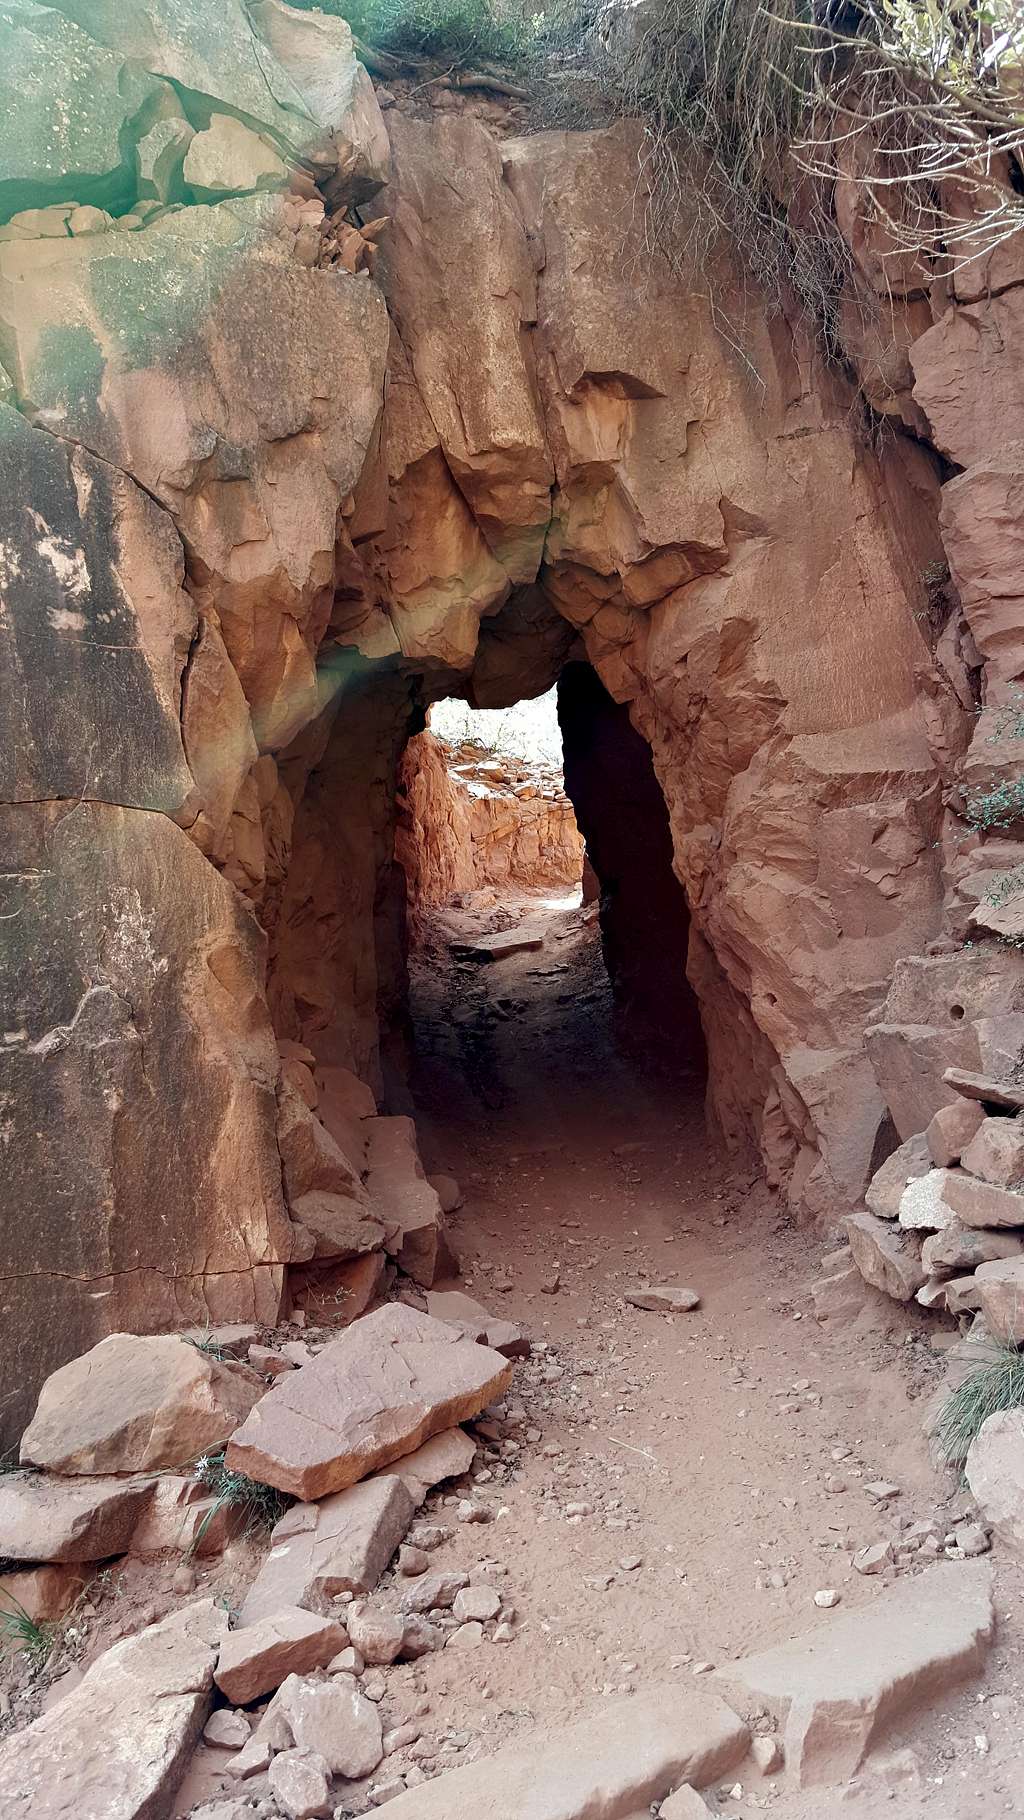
[0,806,291,1444]
[397,729,584,910]
[3,4,1024,1437]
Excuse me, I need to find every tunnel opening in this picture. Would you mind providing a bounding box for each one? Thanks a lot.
[390,658,709,1194]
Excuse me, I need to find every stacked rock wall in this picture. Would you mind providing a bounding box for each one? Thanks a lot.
[3,1,1024,1435]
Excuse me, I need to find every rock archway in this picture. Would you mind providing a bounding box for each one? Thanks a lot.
[5,1,1015,1443]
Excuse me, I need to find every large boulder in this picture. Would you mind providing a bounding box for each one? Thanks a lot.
[0,1599,227,1818]
[225,1304,512,1499]
[21,1334,263,1475]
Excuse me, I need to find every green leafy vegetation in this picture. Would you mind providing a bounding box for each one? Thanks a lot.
[182,1331,234,1364]
[938,1340,1024,1469]
[963,774,1024,835]
[188,1448,289,1557]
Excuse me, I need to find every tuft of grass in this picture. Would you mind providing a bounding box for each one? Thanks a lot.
[187,1449,289,1557]
[937,1341,1024,1470]
[182,1332,234,1365]
[0,1595,57,1671]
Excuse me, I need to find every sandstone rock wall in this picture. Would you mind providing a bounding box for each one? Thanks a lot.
[0,0,396,1438]
[396,729,584,914]
[4,1,1024,1436]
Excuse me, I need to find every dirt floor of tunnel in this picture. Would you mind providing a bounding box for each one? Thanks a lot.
[402,888,1024,1816]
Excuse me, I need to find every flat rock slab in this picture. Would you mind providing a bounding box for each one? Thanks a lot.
[967,1409,1024,1557]
[0,1471,153,1563]
[921,1219,1024,1275]
[21,1333,263,1476]
[225,1303,512,1499]
[454,930,545,961]
[425,1289,530,1358]
[0,1599,226,1817]
[215,1609,347,1704]
[367,1685,747,1818]
[239,1476,416,1625]
[943,1067,1024,1111]
[623,1286,701,1313]
[942,1171,1024,1230]
[712,1560,993,1787]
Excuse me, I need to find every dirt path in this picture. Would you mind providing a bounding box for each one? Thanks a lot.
[400,889,1024,1817]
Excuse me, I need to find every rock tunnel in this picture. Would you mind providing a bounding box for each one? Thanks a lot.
[3,0,1024,1465]
[6,2,1024,1807]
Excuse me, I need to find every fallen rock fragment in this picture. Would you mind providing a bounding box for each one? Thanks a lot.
[712,1561,993,1786]
[347,1604,405,1664]
[21,1334,262,1476]
[361,1685,747,1817]
[425,1289,529,1358]
[974,1256,1024,1344]
[0,1470,152,1562]
[0,1600,226,1817]
[268,1746,332,1820]
[897,1169,957,1231]
[399,1568,470,1614]
[386,1426,477,1503]
[926,1101,986,1168]
[427,1173,463,1212]
[941,1172,1024,1229]
[966,1409,1024,1557]
[961,1115,1024,1186]
[865,1132,931,1218]
[204,1709,252,1749]
[226,1304,512,1500]
[623,1286,701,1313]
[216,1609,347,1704]
[239,1476,416,1624]
[128,1473,244,1558]
[661,1787,710,1817]
[455,930,545,961]
[274,1672,383,1779]
[844,1211,926,1301]
[452,1584,501,1621]
[942,1067,1024,1111]
[922,1220,1024,1275]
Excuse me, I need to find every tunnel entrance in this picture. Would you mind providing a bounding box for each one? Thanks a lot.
[393,660,708,1173]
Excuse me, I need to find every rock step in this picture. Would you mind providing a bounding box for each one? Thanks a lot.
[369,1685,748,1818]
[711,1560,994,1787]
